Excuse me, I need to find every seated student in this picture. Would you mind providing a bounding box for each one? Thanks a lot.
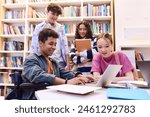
[22,28,94,99]
[69,21,97,75]
[91,33,134,82]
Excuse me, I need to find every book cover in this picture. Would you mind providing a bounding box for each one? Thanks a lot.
[75,39,91,52]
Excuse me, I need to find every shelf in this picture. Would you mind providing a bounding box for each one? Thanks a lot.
[0,51,24,53]
[27,33,75,38]
[120,45,150,48]
[0,67,23,70]
[83,16,111,21]
[1,19,25,23]
[0,83,14,87]
[28,1,81,8]
[0,35,25,38]
[2,3,26,9]
[83,0,111,5]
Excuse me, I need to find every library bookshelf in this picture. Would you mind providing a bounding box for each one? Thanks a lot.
[119,44,150,80]
[0,0,114,96]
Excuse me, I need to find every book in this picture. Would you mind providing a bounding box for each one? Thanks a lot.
[75,39,91,52]
[116,80,148,88]
[107,88,150,100]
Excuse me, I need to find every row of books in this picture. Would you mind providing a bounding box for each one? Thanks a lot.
[5,9,26,19]
[5,0,28,3]
[29,24,36,35]
[63,6,81,17]
[91,21,110,33]
[83,4,110,17]
[135,51,144,61]
[2,40,24,51]
[0,72,11,96]
[0,72,10,84]
[28,7,46,18]
[63,23,76,34]
[0,56,23,68]
[3,24,25,35]
[28,0,54,2]
[5,0,69,3]
[29,21,110,35]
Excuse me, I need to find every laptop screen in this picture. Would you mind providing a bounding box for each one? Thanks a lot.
[137,61,150,86]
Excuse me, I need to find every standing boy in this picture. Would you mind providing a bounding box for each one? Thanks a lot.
[30,3,69,69]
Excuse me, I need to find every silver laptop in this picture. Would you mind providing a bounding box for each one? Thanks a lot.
[86,64,122,87]
[137,61,150,87]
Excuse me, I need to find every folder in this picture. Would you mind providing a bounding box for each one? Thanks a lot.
[75,39,91,52]
[107,88,150,100]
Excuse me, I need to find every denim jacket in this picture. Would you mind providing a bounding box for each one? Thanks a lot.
[21,52,77,99]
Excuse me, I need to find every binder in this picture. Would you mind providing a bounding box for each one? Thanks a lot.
[107,88,150,100]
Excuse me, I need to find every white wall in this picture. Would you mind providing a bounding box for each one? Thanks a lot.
[114,0,150,50]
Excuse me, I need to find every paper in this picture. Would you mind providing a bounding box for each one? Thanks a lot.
[107,88,150,100]
[47,84,101,95]
[75,39,91,52]
[117,81,148,88]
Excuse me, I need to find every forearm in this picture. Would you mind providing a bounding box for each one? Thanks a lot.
[52,77,65,85]
[112,71,134,82]
[65,54,70,70]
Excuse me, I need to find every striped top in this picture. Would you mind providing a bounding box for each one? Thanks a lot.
[69,37,97,74]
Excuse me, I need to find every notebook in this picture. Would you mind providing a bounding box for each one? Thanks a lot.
[86,64,122,87]
[47,84,101,95]
[107,88,150,100]
[75,39,91,52]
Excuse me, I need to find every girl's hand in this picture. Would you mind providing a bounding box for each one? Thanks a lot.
[75,51,80,56]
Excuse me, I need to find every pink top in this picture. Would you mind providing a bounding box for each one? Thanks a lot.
[91,51,134,77]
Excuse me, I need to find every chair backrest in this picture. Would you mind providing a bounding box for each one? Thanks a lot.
[5,71,23,100]
[10,71,22,86]
[5,71,49,100]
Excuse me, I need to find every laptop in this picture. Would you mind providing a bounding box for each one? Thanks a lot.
[86,64,122,87]
[137,61,150,87]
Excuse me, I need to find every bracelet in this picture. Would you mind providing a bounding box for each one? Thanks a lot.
[65,79,68,84]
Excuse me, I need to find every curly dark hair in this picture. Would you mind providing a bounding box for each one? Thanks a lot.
[75,21,93,39]
[47,3,62,15]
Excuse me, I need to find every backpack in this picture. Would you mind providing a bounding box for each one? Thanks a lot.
[114,52,139,80]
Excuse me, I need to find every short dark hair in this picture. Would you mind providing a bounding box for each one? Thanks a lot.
[38,28,59,43]
[75,21,93,39]
[47,3,62,15]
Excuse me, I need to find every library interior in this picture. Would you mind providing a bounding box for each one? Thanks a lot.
[0,0,150,100]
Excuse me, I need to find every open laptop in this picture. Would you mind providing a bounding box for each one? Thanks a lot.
[46,65,122,95]
[86,64,122,87]
[137,61,150,87]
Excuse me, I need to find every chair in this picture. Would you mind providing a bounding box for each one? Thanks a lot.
[5,71,49,100]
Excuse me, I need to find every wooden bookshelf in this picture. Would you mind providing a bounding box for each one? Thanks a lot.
[0,0,115,96]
